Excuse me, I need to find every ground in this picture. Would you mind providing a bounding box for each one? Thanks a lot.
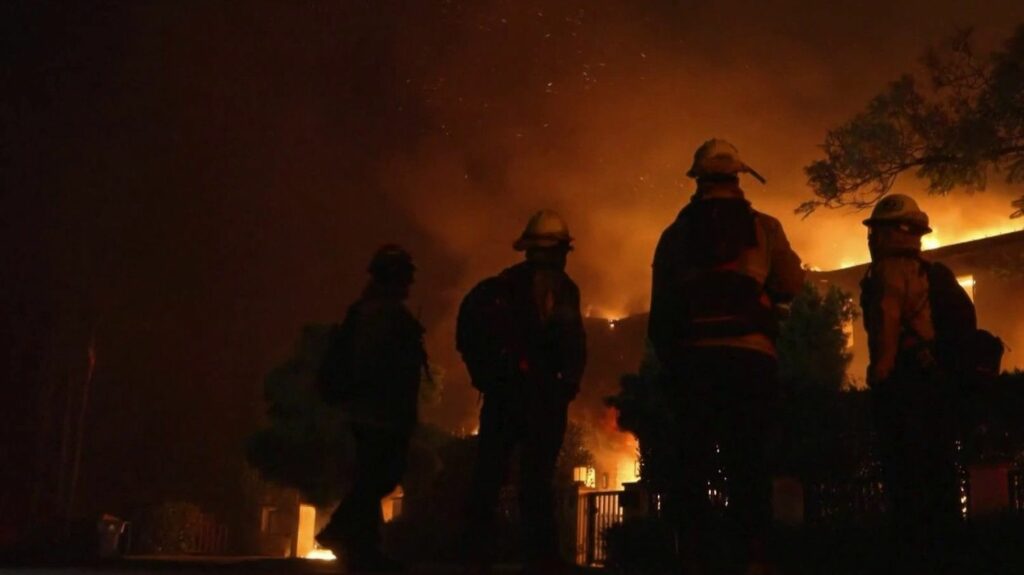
[5,522,1024,575]
[0,558,554,575]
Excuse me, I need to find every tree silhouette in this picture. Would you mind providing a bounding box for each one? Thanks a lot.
[775,284,871,515]
[777,283,857,393]
[247,323,446,506]
[246,324,354,505]
[800,25,1024,219]
[608,284,861,491]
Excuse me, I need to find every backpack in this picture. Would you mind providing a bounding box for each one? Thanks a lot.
[456,276,513,393]
[923,260,1004,378]
[659,198,778,340]
[317,306,359,405]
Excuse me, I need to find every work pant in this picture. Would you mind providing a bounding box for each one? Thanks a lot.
[663,346,779,563]
[872,369,960,556]
[322,424,411,558]
[466,386,570,563]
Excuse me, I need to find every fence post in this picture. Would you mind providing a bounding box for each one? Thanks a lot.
[585,494,597,566]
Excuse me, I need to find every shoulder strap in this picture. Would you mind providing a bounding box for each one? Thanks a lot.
[908,257,931,326]
[858,261,879,317]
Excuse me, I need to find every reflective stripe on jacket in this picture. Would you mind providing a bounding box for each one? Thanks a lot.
[649,184,804,359]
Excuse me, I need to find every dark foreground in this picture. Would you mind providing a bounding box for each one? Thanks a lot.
[4,519,1024,575]
[0,557,460,575]
[0,558,559,575]
[1,549,1023,575]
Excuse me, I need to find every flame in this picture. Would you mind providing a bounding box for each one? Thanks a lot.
[609,435,641,489]
[586,305,628,323]
[924,223,1022,252]
[305,548,337,561]
[957,275,976,302]
[586,408,642,491]
[615,456,641,487]
[826,221,1022,271]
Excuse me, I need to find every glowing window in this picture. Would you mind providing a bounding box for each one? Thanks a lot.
[573,466,597,489]
[957,275,976,302]
[260,506,276,533]
[842,318,855,348]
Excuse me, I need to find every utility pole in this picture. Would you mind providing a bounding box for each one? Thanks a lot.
[55,364,77,530]
[65,331,96,531]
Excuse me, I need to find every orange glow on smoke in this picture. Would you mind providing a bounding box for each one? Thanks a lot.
[586,306,628,322]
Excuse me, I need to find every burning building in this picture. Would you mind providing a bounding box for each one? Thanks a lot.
[565,228,1024,563]
[573,315,649,489]
[579,229,1024,395]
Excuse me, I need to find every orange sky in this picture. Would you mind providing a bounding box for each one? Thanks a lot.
[373,4,1024,428]
[380,3,1024,379]
[5,0,1023,514]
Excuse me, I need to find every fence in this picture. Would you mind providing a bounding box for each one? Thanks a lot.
[131,504,229,555]
[575,490,623,566]
[193,513,229,554]
[570,458,1024,566]
[1012,467,1024,512]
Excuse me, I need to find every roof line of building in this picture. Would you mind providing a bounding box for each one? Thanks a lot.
[815,229,1024,280]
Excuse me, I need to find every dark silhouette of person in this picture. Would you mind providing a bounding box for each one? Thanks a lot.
[860,194,964,567]
[316,245,426,572]
[648,140,803,574]
[457,210,586,573]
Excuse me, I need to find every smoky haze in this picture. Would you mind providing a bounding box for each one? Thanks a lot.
[3,0,1022,519]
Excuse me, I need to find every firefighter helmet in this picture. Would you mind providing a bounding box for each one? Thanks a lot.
[686,138,766,184]
[367,244,416,283]
[513,210,573,251]
[862,194,932,234]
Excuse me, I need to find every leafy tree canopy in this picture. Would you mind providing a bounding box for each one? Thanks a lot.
[777,283,858,392]
[246,324,353,505]
[555,422,597,484]
[800,25,1024,219]
[246,323,445,505]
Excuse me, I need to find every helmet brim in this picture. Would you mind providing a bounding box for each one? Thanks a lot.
[862,217,932,234]
[686,163,766,184]
[513,236,574,251]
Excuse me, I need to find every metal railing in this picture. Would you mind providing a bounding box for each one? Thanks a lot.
[576,490,623,566]
[192,513,229,555]
[1009,466,1024,512]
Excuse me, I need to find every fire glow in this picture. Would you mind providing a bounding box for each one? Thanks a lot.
[803,194,1023,273]
[923,223,1023,252]
[581,407,644,492]
[304,548,337,561]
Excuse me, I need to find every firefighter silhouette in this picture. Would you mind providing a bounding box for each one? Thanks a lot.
[457,211,586,571]
[316,245,426,573]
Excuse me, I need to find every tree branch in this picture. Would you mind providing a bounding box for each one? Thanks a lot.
[800,25,1024,219]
